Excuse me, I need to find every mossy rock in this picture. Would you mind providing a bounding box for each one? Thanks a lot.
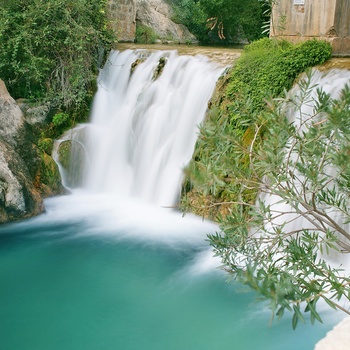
[131,58,146,75]
[57,140,72,171]
[38,138,54,155]
[153,57,167,80]
[56,139,86,188]
[35,150,64,196]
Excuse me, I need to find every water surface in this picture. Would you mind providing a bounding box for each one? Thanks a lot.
[0,194,338,350]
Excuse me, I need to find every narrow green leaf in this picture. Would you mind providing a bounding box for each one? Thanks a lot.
[308,300,323,324]
[293,304,305,323]
[292,312,298,330]
[322,297,337,311]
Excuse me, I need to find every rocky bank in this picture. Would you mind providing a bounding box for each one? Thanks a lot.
[0,80,62,224]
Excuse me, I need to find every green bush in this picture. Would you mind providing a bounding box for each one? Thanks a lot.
[52,112,70,128]
[135,24,158,44]
[184,39,332,213]
[183,38,336,326]
[0,0,114,118]
[38,138,54,155]
[170,0,267,44]
[226,38,332,112]
[209,76,350,327]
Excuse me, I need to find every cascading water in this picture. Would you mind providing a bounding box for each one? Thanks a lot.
[60,49,224,206]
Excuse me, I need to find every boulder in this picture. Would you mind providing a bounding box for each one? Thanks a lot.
[0,80,24,146]
[314,317,350,350]
[0,80,45,223]
[17,99,49,126]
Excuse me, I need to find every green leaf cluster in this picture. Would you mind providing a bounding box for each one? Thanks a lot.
[227,38,332,111]
[170,0,267,44]
[208,79,350,326]
[181,39,350,326]
[135,24,159,44]
[0,0,114,120]
[183,39,332,218]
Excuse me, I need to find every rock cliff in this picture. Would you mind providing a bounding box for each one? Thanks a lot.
[136,0,196,43]
[0,80,62,224]
[107,0,196,43]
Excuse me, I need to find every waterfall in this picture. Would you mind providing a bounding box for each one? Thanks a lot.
[59,49,224,206]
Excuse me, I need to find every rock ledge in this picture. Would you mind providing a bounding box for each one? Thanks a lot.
[315,317,350,350]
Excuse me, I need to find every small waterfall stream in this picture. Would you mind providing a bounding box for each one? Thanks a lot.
[58,49,224,206]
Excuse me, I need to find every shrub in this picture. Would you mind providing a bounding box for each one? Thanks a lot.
[38,138,54,155]
[184,39,332,214]
[209,76,350,327]
[135,24,158,44]
[183,38,338,326]
[0,0,114,118]
[171,0,267,44]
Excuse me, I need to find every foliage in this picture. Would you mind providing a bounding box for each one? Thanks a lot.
[38,138,54,155]
[0,0,114,119]
[170,0,267,44]
[227,38,332,111]
[209,74,350,327]
[52,112,70,128]
[135,24,158,44]
[183,39,332,216]
[182,39,337,326]
[170,0,207,42]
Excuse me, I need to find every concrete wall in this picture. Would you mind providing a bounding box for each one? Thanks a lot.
[335,0,350,36]
[271,0,350,55]
[107,0,136,42]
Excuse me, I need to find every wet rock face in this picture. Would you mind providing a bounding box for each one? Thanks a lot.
[0,80,44,223]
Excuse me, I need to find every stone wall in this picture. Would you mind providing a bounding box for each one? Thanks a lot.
[271,0,350,55]
[107,0,136,42]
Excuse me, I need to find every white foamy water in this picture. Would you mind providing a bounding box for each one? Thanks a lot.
[50,49,225,273]
[79,49,225,206]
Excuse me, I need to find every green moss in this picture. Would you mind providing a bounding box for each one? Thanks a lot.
[35,150,63,195]
[131,58,146,75]
[38,138,54,155]
[57,140,72,170]
[152,57,167,80]
[135,24,158,44]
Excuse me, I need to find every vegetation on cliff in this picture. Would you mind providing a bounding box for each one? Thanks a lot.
[183,38,332,218]
[0,0,115,202]
[171,0,270,44]
[0,0,114,129]
[181,38,350,325]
